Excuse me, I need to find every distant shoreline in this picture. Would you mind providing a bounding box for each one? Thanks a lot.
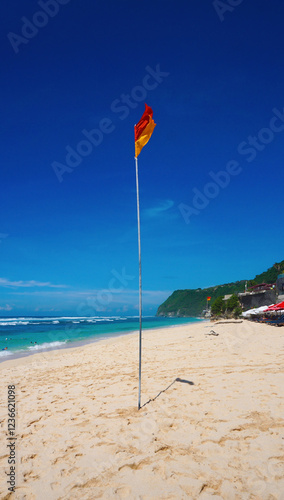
[0,316,205,365]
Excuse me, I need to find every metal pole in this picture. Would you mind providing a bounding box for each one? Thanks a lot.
[135,156,142,410]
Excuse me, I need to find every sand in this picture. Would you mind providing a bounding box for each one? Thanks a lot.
[0,320,283,499]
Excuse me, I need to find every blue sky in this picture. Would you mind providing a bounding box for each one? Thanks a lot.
[0,0,283,316]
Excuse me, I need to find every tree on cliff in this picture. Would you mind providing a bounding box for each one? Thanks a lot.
[211,296,225,316]
[226,294,240,311]
[211,293,241,318]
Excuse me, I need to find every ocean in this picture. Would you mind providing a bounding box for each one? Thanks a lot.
[0,316,203,361]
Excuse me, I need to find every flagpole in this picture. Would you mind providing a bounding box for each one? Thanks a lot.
[135,155,142,410]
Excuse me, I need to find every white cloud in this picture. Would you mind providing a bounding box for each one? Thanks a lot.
[9,288,171,306]
[0,278,67,289]
[0,304,12,311]
[143,199,175,218]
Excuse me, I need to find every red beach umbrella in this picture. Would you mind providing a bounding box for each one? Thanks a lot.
[264,301,284,312]
[271,301,284,310]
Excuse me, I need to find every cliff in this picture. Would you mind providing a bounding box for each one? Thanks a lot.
[157,260,284,317]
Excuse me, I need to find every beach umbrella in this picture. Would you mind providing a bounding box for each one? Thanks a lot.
[242,308,257,317]
[255,305,273,313]
[242,305,274,317]
[264,304,276,311]
[273,301,284,310]
[242,308,259,317]
[264,301,284,312]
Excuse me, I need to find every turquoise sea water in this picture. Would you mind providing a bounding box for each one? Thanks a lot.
[0,316,203,361]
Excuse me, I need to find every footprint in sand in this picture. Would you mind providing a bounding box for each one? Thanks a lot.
[115,486,132,498]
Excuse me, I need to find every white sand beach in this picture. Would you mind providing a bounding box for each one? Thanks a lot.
[0,320,283,499]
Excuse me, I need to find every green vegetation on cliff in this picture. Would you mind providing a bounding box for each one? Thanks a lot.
[253,261,284,285]
[157,260,284,317]
[211,294,242,319]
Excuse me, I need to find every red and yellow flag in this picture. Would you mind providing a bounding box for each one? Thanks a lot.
[134,104,156,158]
